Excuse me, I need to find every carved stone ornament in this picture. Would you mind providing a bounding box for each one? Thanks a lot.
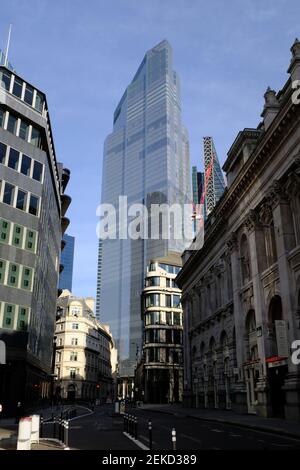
[227,232,238,253]
[244,209,260,233]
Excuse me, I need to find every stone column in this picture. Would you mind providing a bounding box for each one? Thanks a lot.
[245,209,270,417]
[227,232,247,412]
[182,294,193,407]
[267,182,300,420]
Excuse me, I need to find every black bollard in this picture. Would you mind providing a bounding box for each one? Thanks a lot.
[134,416,138,440]
[40,415,44,438]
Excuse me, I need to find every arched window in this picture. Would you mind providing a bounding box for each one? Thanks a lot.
[259,205,277,268]
[240,234,251,284]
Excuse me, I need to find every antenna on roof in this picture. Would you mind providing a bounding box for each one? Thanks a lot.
[4,24,12,67]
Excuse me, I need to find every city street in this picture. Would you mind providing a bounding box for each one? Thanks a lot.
[48,405,300,450]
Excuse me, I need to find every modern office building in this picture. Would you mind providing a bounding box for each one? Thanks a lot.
[192,166,205,234]
[97,40,191,395]
[58,233,75,292]
[137,254,183,403]
[177,39,300,420]
[95,239,102,321]
[0,61,71,415]
[55,291,117,402]
[203,136,226,215]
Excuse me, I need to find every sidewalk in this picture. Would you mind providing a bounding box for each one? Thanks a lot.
[0,404,92,450]
[141,404,300,440]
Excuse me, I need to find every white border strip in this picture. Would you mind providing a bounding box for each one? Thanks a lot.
[123,432,149,450]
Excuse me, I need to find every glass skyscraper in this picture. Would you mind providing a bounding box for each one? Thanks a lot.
[59,233,75,292]
[203,136,226,215]
[97,40,191,383]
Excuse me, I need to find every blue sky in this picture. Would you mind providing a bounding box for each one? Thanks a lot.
[0,0,299,298]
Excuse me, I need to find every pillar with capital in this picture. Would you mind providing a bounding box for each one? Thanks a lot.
[227,232,247,412]
[267,181,300,420]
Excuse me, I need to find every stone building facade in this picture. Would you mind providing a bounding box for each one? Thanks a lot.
[54,291,117,403]
[176,39,300,420]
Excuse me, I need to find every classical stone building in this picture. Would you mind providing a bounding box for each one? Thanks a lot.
[176,39,300,420]
[54,291,117,403]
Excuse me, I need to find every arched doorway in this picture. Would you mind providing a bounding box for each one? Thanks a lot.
[67,384,76,402]
[268,295,287,418]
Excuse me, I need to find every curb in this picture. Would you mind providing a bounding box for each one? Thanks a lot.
[142,407,300,441]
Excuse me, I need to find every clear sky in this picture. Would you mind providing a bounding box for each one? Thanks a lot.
[0,0,299,298]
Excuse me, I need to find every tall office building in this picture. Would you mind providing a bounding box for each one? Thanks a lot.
[203,136,226,215]
[97,40,191,393]
[58,233,75,292]
[0,61,71,414]
[191,166,205,234]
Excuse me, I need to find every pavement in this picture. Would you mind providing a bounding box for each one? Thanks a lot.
[0,404,91,450]
[140,404,300,440]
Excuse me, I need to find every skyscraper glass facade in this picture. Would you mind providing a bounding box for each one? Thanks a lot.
[59,234,75,292]
[97,40,191,378]
[203,136,226,215]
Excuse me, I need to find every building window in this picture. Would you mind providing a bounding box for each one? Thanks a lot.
[70,368,76,379]
[71,338,78,346]
[172,294,181,308]
[3,183,15,206]
[21,266,33,290]
[16,189,27,211]
[35,92,44,113]
[0,108,4,127]
[72,323,79,330]
[32,161,43,182]
[70,352,78,361]
[165,294,171,307]
[31,127,41,148]
[24,84,34,106]
[7,114,18,134]
[0,259,6,284]
[28,195,39,216]
[20,154,31,176]
[0,70,11,91]
[8,148,19,170]
[19,120,30,141]
[12,224,23,247]
[12,77,23,98]
[145,293,160,308]
[0,142,7,164]
[147,276,160,287]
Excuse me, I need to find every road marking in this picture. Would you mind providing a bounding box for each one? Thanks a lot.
[211,429,224,433]
[230,433,242,438]
[180,433,202,444]
[123,432,149,450]
[139,434,157,445]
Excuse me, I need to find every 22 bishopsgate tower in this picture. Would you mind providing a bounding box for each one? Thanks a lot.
[97,40,191,389]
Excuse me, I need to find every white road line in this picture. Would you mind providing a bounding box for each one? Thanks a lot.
[211,429,224,433]
[181,433,202,444]
[139,434,156,445]
[230,433,242,438]
[123,432,149,450]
